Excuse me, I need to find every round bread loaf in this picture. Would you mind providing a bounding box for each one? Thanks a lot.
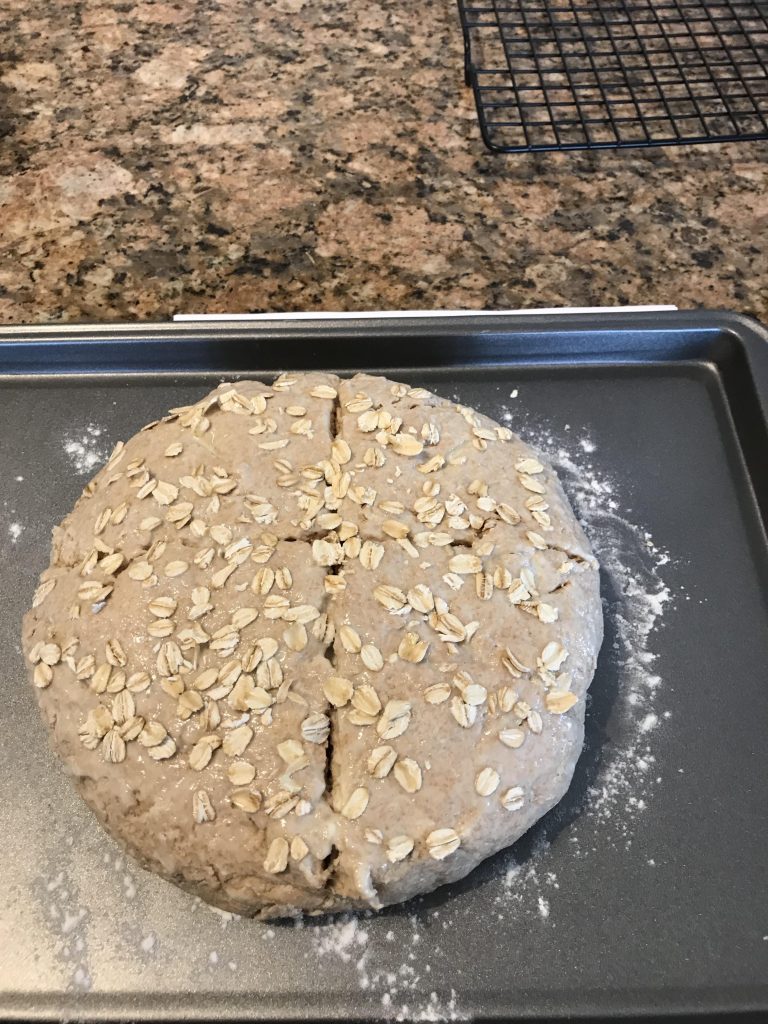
[22,373,602,917]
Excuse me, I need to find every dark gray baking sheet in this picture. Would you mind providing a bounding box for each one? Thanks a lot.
[0,312,766,1022]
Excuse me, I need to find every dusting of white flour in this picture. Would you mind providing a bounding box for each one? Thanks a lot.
[307,913,464,1021]
[520,419,671,839]
[1,498,26,547]
[485,406,672,930]
[63,424,109,476]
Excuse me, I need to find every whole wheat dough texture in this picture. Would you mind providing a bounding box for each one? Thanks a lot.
[23,373,602,916]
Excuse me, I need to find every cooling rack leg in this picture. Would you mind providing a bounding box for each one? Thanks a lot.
[455,0,472,86]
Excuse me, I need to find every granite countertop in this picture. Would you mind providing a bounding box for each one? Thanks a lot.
[1,0,766,324]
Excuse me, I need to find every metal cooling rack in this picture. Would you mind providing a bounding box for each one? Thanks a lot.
[457,0,768,152]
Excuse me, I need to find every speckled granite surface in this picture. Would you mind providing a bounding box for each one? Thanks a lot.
[0,0,765,323]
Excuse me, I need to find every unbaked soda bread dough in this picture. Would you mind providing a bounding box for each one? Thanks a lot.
[23,373,602,917]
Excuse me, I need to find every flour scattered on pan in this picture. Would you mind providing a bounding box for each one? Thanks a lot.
[494,408,673,917]
[42,849,93,992]
[527,423,671,822]
[307,913,464,1021]
[0,501,25,547]
[62,424,110,475]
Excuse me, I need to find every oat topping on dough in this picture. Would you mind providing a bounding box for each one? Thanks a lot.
[23,373,602,917]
